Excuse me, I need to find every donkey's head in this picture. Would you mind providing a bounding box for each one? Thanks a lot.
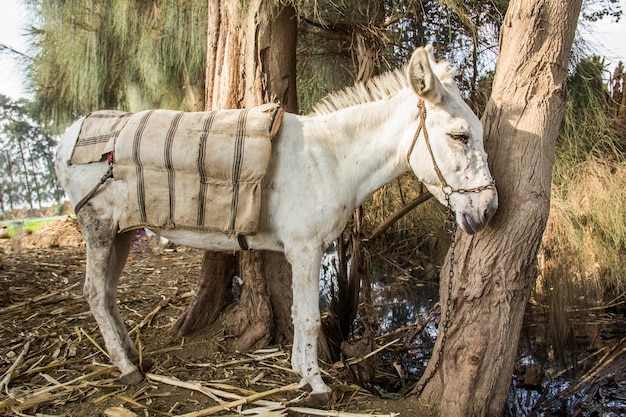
[405,45,498,234]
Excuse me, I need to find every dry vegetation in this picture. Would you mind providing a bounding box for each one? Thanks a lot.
[0,215,624,416]
[0,220,438,417]
[538,158,626,306]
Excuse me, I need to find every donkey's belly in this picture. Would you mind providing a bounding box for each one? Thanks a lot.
[154,229,283,252]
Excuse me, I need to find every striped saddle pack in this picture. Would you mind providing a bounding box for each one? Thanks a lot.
[69,103,284,236]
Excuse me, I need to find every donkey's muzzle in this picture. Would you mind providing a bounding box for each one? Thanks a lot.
[482,197,498,224]
[457,190,498,235]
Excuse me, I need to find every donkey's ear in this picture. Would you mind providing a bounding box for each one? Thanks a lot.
[424,44,437,63]
[408,46,444,104]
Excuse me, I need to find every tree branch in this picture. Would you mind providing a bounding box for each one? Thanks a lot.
[366,192,432,241]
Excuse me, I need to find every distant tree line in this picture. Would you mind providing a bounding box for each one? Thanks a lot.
[0,94,64,214]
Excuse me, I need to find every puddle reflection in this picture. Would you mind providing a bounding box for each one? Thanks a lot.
[319,251,626,415]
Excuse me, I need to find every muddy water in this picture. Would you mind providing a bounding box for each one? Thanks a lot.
[505,305,626,416]
[320,252,626,416]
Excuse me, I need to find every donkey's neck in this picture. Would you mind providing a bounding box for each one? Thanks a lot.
[302,91,416,207]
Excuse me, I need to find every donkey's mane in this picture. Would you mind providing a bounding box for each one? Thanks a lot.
[312,59,455,116]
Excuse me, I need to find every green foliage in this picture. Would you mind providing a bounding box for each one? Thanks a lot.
[556,56,620,173]
[0,94,63,213]
[26,0,208,124]
[295,0,508,113]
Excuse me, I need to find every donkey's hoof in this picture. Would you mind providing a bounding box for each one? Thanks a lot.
[119,368,144,385]
[308,390,332,406]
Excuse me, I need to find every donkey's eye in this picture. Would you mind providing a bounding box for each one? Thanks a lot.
[448,132,470,145]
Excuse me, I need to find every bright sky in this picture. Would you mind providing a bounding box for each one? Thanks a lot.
[0,0,625,100]
[579,0,626,73]
[0,0,30,99]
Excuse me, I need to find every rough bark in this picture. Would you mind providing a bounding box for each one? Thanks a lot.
[174,252,235,335]
[205,1,297,111]
[224,251,273,350]
[176,0,297,352]
[264,251,294,346]
[414,0,582,416]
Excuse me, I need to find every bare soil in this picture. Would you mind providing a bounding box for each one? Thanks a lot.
[1,218,624,416]
[0,219,434,417]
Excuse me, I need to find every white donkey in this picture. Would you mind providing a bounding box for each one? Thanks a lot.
[55,45,497,403]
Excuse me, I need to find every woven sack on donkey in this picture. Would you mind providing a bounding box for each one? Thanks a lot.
[72,104,284,235]
[70,110,132,165]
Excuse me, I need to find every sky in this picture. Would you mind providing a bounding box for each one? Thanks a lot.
[0,0,30,99]
[0,0,625,100]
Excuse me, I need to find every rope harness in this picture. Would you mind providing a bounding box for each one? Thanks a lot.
[408,99,496,395]
[74,152,115,215]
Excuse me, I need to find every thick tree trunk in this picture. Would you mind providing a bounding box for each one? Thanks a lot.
[204,1,297,111]
[176,0,297,352]
[263,251,295,345]
[174,252,235,335]
[414,1,582,416]
[224,251,273,349]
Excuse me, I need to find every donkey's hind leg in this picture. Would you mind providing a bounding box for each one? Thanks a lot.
[106,231,137,358]
[80,209,141,384]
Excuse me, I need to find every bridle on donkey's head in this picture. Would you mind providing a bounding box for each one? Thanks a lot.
[405,99,496,209]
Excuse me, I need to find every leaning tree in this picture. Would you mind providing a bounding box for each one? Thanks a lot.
[415,0,583,415]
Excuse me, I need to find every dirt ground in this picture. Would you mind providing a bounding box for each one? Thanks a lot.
[1,218,624,416]
[0,219,434,417]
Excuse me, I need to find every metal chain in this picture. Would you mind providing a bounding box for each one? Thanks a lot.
[413,183,492,396]
[408,99,496,396]
[413,193,456,396]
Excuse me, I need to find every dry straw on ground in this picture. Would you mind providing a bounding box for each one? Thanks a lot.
[0,222,421,416]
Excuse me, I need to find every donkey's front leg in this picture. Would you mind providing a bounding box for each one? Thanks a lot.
[288,247,331,404]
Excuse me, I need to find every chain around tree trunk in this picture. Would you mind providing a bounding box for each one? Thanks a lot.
[413,196,457,396]
[407,99,496,396]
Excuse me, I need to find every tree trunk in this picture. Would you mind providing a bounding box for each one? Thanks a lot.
[414,0,582,415]
[224,251,274,349]
[173,251,235,335]
[204,1,297,111]
[176,0,297,352]
[263,250,295,345]
[17,142,34,210]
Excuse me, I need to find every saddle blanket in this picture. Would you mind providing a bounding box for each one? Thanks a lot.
[71,104,284,235]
